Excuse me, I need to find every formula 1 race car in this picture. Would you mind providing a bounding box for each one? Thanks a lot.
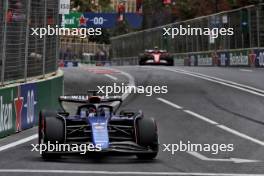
[38,91,159,160]
[139,48,174,66]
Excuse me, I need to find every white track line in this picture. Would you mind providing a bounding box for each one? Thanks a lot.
[184,110,218,125]
[187,151,260,163]
[0,134,37,152]
[240,69,253,72]
[90,66,136,101]
[157,98,183,109]
[177,69,261,93]
[151,67,264,97]
[175,70,264,97]
[0,169,263,176]
[217,125,264,146]
[185,109,264,146]
[157,98,264,146]
[104,74,118,81]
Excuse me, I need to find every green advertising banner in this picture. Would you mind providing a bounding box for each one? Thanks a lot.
[36,74,64,124]
[36,79,52,117]
[63,12,82,28]
[50,76,64,109]
[0,87,17,138]
[0,71,63,139]
[63,12,143,29]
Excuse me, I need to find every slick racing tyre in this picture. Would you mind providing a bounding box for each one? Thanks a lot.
[138,58,146,65]
[139,61,145,65]
[168,60,174,66]
[167,58,174,66]
[39,110,65,159]
[136,118,159,160]
[38,110,58,144]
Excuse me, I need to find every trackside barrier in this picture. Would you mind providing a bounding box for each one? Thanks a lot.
[59,60,79,68]
[0,70,63,138]
[173,48,264,67]
[229,50,249,66]
[197,54,214,66]
[255,49,264,67]
[83,49,263,67]
[79,58,139,66]
[173,56,185,66]
[111,4,264,60]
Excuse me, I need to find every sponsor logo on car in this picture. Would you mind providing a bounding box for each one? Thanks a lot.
[61,95,89,101]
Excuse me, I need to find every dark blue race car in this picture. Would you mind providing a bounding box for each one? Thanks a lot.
[38,91,159,160]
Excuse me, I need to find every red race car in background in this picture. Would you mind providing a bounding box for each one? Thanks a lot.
[138,47,174,66]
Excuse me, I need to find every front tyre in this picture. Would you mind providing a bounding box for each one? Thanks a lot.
[139,61,145,66]
[138,57,146,65]
[136,118,159,160]
[167,58,174,66]
[39,110,65,159]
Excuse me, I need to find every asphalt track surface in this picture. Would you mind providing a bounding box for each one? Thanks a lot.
[0,65,264,176]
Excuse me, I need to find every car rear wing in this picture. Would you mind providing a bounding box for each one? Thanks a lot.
[58,95,123,114]
[59,95,90,103]
[58,95,122,104]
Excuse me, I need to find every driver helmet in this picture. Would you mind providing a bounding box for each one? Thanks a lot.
[88,107,96,117]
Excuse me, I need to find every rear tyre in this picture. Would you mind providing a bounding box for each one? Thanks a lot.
[38,110,58,144]
[167,59,174,66]
[39,110,65,159]
[136,118,158,160]
[139,58,145,65]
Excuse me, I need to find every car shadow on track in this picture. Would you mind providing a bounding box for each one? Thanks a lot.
[29,155,162,165]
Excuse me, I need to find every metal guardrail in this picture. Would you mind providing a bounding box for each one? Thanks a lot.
[79,57,139,66]
[0,0,59,85]
[110,4,264,59]
[60,42,110,61]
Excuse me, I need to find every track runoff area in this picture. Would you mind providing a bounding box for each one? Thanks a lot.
[0,65,264,175]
